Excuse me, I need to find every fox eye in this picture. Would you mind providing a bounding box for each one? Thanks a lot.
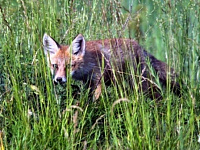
[52,64,58,69]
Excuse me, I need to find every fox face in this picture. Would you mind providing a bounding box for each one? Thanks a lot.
[43,34,86,84]
[43,34,70,83]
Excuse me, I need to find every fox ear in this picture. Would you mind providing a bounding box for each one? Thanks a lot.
[72,34,85,56]
[43,33,60,55]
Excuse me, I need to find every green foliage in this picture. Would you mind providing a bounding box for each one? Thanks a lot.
[0,0,199,149]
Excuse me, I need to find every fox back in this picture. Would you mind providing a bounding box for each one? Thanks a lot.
[43,34,180,100]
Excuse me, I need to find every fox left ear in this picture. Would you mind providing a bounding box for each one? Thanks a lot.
[43,33,60,56]
[72,34,85,56]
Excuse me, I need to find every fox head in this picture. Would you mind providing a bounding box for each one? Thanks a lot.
[43,33,86,83]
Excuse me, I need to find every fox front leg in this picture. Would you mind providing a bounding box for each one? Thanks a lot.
[94,83,102,101]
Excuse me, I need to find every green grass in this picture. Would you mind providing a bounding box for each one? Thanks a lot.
[0,0,200,149]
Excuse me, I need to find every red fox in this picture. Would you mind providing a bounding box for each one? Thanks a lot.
[43,33,180,100]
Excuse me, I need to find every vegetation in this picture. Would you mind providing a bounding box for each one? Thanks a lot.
[0,0,199,149]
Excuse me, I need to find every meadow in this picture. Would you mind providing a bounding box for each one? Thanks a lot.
[0,0,200,149]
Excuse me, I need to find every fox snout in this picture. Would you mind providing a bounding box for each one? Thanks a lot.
[54,76,67,84]
[53,67,67,84]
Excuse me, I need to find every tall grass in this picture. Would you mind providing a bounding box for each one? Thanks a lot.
[0,0,199,149]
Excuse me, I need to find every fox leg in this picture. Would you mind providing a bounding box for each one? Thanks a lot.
[86,77,102,101]
[94,83,102,100]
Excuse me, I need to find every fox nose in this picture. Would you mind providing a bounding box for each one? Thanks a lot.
[54,77,67,84]
[56,77,63,83]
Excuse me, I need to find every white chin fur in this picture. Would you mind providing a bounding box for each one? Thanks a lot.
[62,78,67,82]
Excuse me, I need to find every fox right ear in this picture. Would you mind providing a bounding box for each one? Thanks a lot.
[72,34,85,56]
[43,33,60,55]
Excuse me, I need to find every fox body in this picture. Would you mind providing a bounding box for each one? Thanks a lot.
[43,34,180,100]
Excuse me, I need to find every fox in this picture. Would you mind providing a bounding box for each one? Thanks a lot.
[43,33,180,100]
